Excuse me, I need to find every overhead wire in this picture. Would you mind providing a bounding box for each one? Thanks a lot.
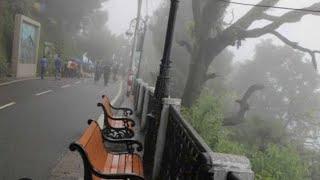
[216,0,320,13]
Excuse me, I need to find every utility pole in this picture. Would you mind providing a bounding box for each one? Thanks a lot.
[136,17,148,78]
[129,0,143,75]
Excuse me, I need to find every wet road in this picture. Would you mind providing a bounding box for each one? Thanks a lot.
[0,78,120,179]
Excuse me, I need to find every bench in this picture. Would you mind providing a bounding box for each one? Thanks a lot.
[87,120,143,153]
[98,95,136,139]
[69,121,144,180]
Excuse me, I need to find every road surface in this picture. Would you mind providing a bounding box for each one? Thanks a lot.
[0,78,121,179]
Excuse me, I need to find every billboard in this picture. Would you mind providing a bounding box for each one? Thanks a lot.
[19,22,38,64]
[11,14,41,77]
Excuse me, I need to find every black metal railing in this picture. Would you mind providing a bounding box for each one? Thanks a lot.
[133,79,253,180]
[142,89,157,179]
[159,106,214,179]
[158,106,254,179]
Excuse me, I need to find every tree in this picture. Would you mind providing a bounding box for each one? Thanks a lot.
[181,0,320,107]
[145,1,234,98]
[231,40,320,144]
[37,0,108,56]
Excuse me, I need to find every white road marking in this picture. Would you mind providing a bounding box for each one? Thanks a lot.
[0,77,39,87]
[61,84,71,88]
[35,90,53,96]
[0,102,16,110]
[97,81,123,128]
[75,81,81,84]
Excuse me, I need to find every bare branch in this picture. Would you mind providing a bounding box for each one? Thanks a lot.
[223,84,264,126]
[204,72,220,83]
[244,2,320,39]
[270,31,320,70]
[177,40,192,54]
[231,0,280,30]
[259,13,281,21]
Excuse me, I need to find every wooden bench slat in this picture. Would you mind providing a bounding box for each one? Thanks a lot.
[104,153,113,173]
[110,154,120,174]
[133,155,141,176]
[125,154,133,174]
[118,154,126,174]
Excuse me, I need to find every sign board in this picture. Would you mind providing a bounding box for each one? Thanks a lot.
[11,14,41,77]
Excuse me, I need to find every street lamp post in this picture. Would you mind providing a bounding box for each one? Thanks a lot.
[143,0,180,178]
[154,0,179,103]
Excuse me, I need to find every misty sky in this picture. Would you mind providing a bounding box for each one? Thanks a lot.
[104,0,320,63]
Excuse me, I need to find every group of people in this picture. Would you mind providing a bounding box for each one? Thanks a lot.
[39,55,62,80]
[94,61,121,86]
[39,55,83,80]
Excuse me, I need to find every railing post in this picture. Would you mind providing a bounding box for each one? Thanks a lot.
[152,98,181,179]
[137,82,147,117]
[141,86,154,131]
[134,79,142,110]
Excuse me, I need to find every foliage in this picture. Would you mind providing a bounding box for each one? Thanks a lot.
[231,40,320,144]
[251,145,308,180]
[183,93,311,179]
[231,116,288,151]
[182,93,224,148]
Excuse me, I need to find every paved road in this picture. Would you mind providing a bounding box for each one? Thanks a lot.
[0,78,121,180]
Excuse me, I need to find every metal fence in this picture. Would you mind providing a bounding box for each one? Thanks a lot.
[133,78,254,180]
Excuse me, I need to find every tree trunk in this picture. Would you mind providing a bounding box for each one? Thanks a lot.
[182,36,233,107]
[181,44,209,107]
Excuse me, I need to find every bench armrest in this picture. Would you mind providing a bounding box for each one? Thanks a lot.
[103,136,143,153]
[97,103,136,127]
[109,116,136,127]
[110,105,133,116]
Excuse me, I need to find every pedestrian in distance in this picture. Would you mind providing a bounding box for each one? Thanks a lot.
[94,61,102,84]
[55,54,62,80]
[39,55,48,80]
[112,63,120,82]
[103,61,112,86]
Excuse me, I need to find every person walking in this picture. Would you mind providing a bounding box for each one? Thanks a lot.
[94,61,102,83]
[39,56,48,80]
[103,62,111,86]
[54,54,62,80]
[112,63,120,82]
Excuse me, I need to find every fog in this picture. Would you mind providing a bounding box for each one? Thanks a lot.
[1,0,320,179]
[105,0,320,63]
